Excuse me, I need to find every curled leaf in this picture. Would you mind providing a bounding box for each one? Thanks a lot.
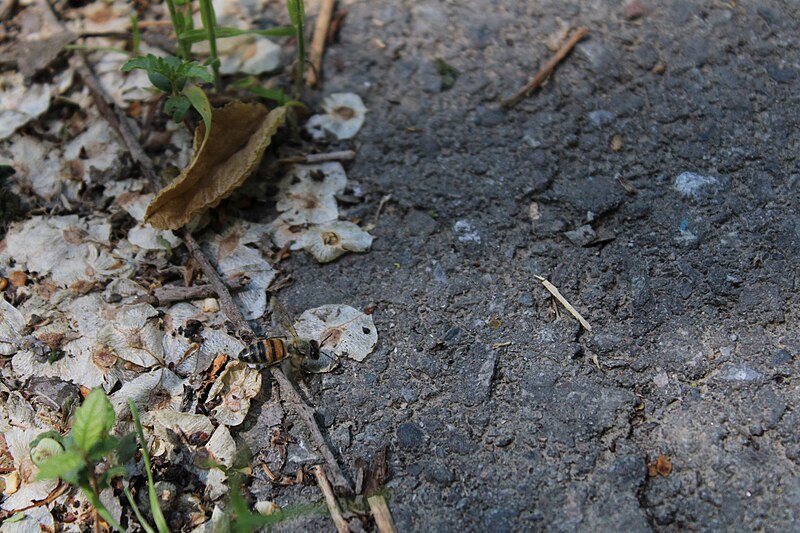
[294,304,378,362]
[145,103,287,230]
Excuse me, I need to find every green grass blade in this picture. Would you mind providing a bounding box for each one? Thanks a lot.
[124,487,158,533]
[129,400,170,533]
[179,26,294,44]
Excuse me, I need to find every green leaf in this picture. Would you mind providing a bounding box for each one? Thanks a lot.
[86,435,119,462]
[287,0,305,27]
[435,58,460,91]
[165,95,192,122]
[36,450,85,485]
[29,431,64,450]
[72,388,115,454]
[121,55,156,72]
[179,26,294,44]
[30,437,64,467]
[182,85,212,146]
[181,63,214,84]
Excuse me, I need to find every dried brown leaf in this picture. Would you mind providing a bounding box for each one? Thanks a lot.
[145,103,287,230]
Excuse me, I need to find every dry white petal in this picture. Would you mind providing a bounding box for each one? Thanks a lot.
[294,304,378,362]
[63,119,125,184]
[190,505,229,533]
[0,427,58,511]
[109,368,187,422]
[98,303,164,368]
[0,502,54,532]
[302,221,373,263]
[0,297,24,356]
[0,73,51,140]
[267,213,309,250]
[149,409,214,455]
[207,360,262,426]
[206,424,236,468]
[305,93,367,141]
[1,136,75,201]
[274,163,347,225]
[4,215,122,287]
[205,222,276,320]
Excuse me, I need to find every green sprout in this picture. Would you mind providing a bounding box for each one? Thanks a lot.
[33,389,168,533]
[122,54,212,136]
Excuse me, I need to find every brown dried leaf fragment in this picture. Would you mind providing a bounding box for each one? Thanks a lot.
[145,103,288,230]
[647,454,673,477]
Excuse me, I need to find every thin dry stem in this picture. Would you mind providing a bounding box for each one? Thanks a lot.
[535,275,592,331]
[501,26,588,108]
[307,0,336,86]
[313,465,350,533]
[367,495,398,533]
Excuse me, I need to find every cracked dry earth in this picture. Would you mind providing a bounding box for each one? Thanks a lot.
[263,1,800,531]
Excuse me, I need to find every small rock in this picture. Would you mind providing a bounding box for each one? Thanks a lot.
[624,0,651,20]
[396,422,424,448]
[484,508,517,533]
[588,110,615,127]
[563,224,596,246]
[453,220,481,244]
[766,64,797,84]
[634,44,659,70]
[674,172,720,199]
[522,131,542,148]
[770,349,793,366]
[718,366,763,383]
[518,292,533,307]
[203,298,219,313]
[474,106,505,127]
[442,326,462,345]
[422,461,453,485]
[577,41,614,74]
[652,371,669,388]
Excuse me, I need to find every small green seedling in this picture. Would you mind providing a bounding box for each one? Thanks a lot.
[122,54,213,146]
[287,0,306,100]
[32,389,168,533]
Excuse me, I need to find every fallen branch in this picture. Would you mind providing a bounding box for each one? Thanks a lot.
[306,0,336,86]
[501,26,588,109]
[367,495,398,533]
[313,465,349,533]
[73,48,353,497]
[534,275,592,331]
[278,150,356,165]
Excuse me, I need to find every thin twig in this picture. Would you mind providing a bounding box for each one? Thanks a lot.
[307,0,336,86]
[501,26,588,109]
[71,48,353,498]
[313,465,350,533]
[150,278,250,305]
[72,55,160,188]
[534,275,592,331]
[271,367,352,493]
[278,150,356,165]
[367,496,398,533]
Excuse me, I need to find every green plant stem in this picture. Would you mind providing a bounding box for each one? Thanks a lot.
[84,467,125,532]
[124,487,157,533]
[129,400,170,533]
[294,18,305,100]
[198,0,221,91]
[164,0,190,60]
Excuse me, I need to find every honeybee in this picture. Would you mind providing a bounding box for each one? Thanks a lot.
[238,297,334,371]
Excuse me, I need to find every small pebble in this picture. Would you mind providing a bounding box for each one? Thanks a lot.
[610,134,624,152]
[203,298,220,313]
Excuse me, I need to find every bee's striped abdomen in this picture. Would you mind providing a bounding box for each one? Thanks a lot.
[238,338,288,365]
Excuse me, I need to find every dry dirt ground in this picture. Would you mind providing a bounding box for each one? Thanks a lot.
[3,0,800,532]
[269,1,800,531]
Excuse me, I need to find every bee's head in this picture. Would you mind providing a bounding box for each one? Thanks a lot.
[293,339,321,360]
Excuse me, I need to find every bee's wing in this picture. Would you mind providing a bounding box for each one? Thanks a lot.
[270,296,300,349]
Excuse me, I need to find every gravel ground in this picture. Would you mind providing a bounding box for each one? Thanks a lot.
[257,1,800,531]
